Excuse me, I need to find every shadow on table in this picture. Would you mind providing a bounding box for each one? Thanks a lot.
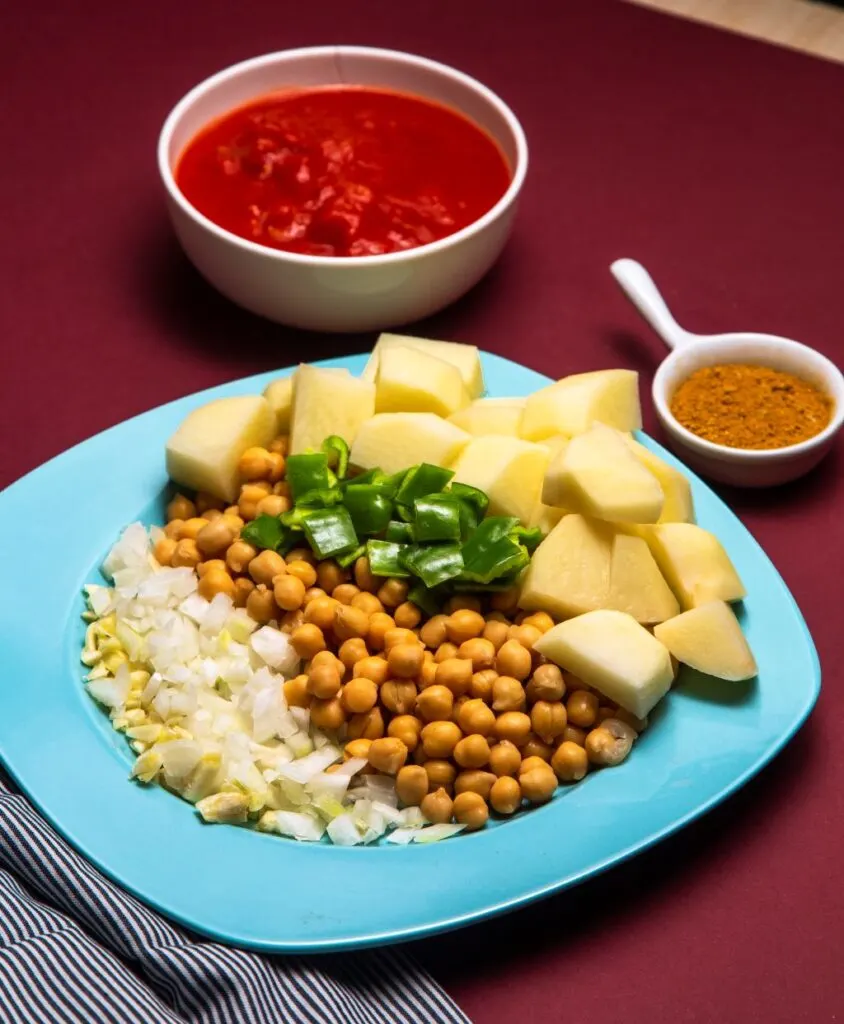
[411,718,816,982]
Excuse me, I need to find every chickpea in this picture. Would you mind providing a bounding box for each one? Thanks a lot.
[531,700,567,744]
[388,715,422,752]
[394,602,422,630]
[423,760,457,792]
[196,491,226,514]
[368,737,408,775]
[377,578,409,609]
[380,680,417,716]
[421,787,454,825]
[248,550,286,586]
[266,452,286,482]
[520,764,558,804]
[285,560,317,588]
[567,690,599,728]
[166,494,196,522]
[246,584,279,625]
[455,770,496,799]
[509,624,543,653]
[418,615,446,650]
[490,587,520,614]
[482,619,510,652]
[526,664,566,703]
[435,658,472,697]
[333,583,360,606]
[316,560,347,593]
[434,642,459,663]
[233,577,255,607]
[495,639,532,681]
[307,659,342,700]
[445,594,482,615]
[453,734,491,769]
[238,446,274,480]
[171,538,201,569]
[488,740,521,777]
[367,612,396,650]
[334,604,370,642]
[153,536,177,566]
[311,649,346,679]
[220,513,244,533]
[585,718,636,767]
[470,669,498,702]
[337,637,368,672]
[304,597,339,632]
[445,609,485,645]
[494,711,532,747]
[518,755,549,776]
[198,567,237,601]
[225,540,258,574]
[269,435,289,456]
[283,674,309,708]
[287,547,315,566]
[492,675,526,713]
[418,658,438,688]
[203,508,223,521]
[341,677,378,715]
[489,775,522,815]
[457,637,496,672]
[273,574,306,611]
[179,517,210,540]
[223,505,240,517]
[353,556,381,593]
[280,609,305,633]
[351,592,383,617]
[383,628,419,651]
[453,791,488,831]
[344,738,372,761]
[562,724,587,747]
[387,643,424,680]
[522,734,554,760]
[304,587,327,604]
[347,707,385,741]
[416,685,454,722]
[521,611,555,634]
[290,623,326,659]
[352,656,390,686]
[310,697,346,732]
[196,558,226,577]
[551,741,589,782]
[255,494,290,518]
[596,705,617,725]
[396,765,429,806]
[421,720,462,759]
[457,698,496,737]
[164,518,184,540]
[238,483,271,520]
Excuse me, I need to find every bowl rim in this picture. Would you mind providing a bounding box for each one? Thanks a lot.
[651,334,844,462]
[157,45,529,267]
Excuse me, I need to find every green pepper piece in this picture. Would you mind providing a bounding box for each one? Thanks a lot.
[401,543,464,589]
[385,520,414,543]
[407,581,446,617]
[374,469,409,497]
[460,516,521,582]
[509,525,543,553]
[337,543,367,569]
[343,467,380,488]
[395,463,454,507]
[449,482,490,518]
[286,452,332,501]
[239,514,286,551]
[294,487,344,508]
[322,436,350,480]
[281,506,316,530]
[343,485,394,536]
[366,540,411,578]
[461,536,529,584]
[412,495,463,543]
[302,507,358,560]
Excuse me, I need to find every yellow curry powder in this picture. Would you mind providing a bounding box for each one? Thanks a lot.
[670,363,832,450]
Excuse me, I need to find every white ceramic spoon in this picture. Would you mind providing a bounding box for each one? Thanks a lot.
[610,258,844,487]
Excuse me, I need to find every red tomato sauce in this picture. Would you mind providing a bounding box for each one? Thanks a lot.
[175,86,512,258]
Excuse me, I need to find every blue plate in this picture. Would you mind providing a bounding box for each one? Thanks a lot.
[0,353,820,952]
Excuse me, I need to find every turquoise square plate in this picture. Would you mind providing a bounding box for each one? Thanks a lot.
[0,353,820,952]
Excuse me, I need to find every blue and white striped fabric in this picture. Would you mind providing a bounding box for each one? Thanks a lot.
[0,773,469,1024]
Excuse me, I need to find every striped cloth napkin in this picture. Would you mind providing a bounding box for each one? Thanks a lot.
[0,773,469,1024]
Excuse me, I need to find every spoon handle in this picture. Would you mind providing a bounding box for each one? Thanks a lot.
[610,259,698,350]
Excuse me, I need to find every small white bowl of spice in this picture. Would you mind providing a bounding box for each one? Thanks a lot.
[611,259,844,488]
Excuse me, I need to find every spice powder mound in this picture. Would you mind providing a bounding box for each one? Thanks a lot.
[670,363,832,450]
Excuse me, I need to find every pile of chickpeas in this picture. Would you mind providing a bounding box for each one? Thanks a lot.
[155,438,644,834]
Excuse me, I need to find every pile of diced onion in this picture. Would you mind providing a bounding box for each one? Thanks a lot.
[80,524,464,845]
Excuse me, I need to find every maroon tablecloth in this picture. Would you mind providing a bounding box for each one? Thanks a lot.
[3,1,843,1020]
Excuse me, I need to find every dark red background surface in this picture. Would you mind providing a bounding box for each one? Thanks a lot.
[3,2,843,1021]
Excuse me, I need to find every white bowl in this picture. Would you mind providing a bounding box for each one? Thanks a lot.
[157,46,528,333]
[652,333,844,487]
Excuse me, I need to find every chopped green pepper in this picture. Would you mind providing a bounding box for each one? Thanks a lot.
[240,514,286,552]
[322,436,350,479]
[407,581,445,617]
[343,485,393,535]
[337,543,367,569]
[286,453,332,501]
[449,482,490,519]
[395,464,454,507]
[366,540,411,578]
[510,525,543,553]
[461,537,529,584]
[460,516,521,583]
[302,507,358,560]
[385,520,414,543]
[412,495,463,543]
[401,543,464,589]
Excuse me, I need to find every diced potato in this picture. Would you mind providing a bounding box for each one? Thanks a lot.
[262,376,294,433]
[529,501,566,536]
[289,365,375,455]
[608,532,679,624]
[448,398,526,436]
[520,369,642,440]
[451,436,551,526]
[534,609,674,718]
[654,601,757,681]
[362,333,485,398]
[350,413,470,475]
[537,434,570,459]
[542,424,664,523]
[374,345,470,417]
[646,523,746,609]
[518,514,613,619]
[624,438,695,524]
[165,395,275,502]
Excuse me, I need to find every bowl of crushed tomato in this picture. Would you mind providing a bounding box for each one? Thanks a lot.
[158,47,528,332]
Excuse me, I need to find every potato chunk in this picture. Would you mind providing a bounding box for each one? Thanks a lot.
[350,413,470,475]
[448,398,526,436]
[262,376,293,433]
[521,369,642,440]
[654,601,757,681]
[289,365,375,455]
[451,436,550,526]
[646,523,746,609]
[374,345,469,417]
[362,333,484,398]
